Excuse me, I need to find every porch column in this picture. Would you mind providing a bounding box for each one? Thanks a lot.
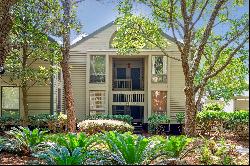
[147,54,152,120]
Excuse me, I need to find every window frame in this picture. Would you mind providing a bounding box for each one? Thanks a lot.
[151,55,168,83]
[89,55,106,83]
[151,90,167,113]
[1,86,20,117]
[89,91,106,114]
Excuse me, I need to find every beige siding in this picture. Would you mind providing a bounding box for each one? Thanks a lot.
[71,24,179,53]
[69,52,87,121]
[0,81,51,116]
[169,53,185,123]
[234,97,249,111]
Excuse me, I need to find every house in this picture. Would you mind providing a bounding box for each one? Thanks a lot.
[69,22,185,124]
[0,22,186,125]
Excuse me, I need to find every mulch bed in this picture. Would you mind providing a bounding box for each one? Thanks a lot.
[0,152,41,165]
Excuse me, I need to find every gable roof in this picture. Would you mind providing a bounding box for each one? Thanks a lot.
[70,21,114,48]
[70,21,183,49]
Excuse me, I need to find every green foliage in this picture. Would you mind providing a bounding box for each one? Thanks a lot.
[203,103,224,112]
[0,116,20,130]
[197,55,249,102]
[34,145,85,165]
[148,113,170,134]
[0,136,5,152]
[150,135,192,158]
[176,112,185,124]
[198,138,236,165]
[6,0,62,85]
[0,113,67,131]
[196,110,229,135]
[7,126,48,153]
[196,110,249,138]
[226,110,249,138]
[28,114,58,128]
[78,119,134,135]
[102,131,159,165]
[84,114,133,124]
[49,133,97,155]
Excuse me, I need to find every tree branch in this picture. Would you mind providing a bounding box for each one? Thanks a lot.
[190,0,228,77]
[194,36,249,93]
[202,24,249,80]
[138,25,182,61]
[189,0,209,30]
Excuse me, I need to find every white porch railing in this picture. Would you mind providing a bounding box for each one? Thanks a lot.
[113,79,132,90]
[112,91,145,106]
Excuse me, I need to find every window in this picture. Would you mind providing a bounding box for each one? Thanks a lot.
[90,55,106,83]
[152,91,167,113]
[1,87,20,117]
[89,91,106,115]
[152,56,167,83]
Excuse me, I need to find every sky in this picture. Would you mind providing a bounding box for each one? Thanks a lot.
[71,0,249,43]
[71,0,152,41]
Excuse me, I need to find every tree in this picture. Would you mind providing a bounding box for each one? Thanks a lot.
[2,0,61,125]
[197,53,249,103]
[113,0,249,136]
[48,0,82,132]
[0,0,17,74]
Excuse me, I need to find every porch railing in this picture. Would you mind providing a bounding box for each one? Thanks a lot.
[113,79,132,90]
[112,91,145,106]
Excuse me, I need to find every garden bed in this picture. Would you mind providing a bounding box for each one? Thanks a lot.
[0,152,42,165]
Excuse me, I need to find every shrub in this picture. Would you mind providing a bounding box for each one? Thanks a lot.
[50,133,98,154]
[101,131,162,165]
[0,116,20,130]
[0,136,5,152]
[34,144,85,165]
[197,138,237,165]
[7,127,48,154]
[78,119,134,135]
[202,103,224,112]
[148,113,170,134]
[28,114,57,128]
[196,110,229,136]
[196,110,249,138]
[226,110,249,139]
[176,112,185,124]
[150,135,192,158]
[0,113,67,132]
[84,114,133,124]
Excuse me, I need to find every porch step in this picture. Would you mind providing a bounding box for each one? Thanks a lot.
[132,122,143,134]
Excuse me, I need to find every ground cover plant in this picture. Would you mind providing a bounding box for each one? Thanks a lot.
[0,123,249,165]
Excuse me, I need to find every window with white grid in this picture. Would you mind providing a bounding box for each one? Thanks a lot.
[152,56,167,83]
[89,91,106,111]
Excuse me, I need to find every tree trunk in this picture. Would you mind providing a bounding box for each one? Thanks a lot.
[184,86,197,137]
[0,0,16,70]
[61,61,76,132]
[61,0,76,132]
[22,87,29,126]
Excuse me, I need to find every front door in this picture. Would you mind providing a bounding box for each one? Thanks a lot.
[116,68,126,88]
[131,68,140,90]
